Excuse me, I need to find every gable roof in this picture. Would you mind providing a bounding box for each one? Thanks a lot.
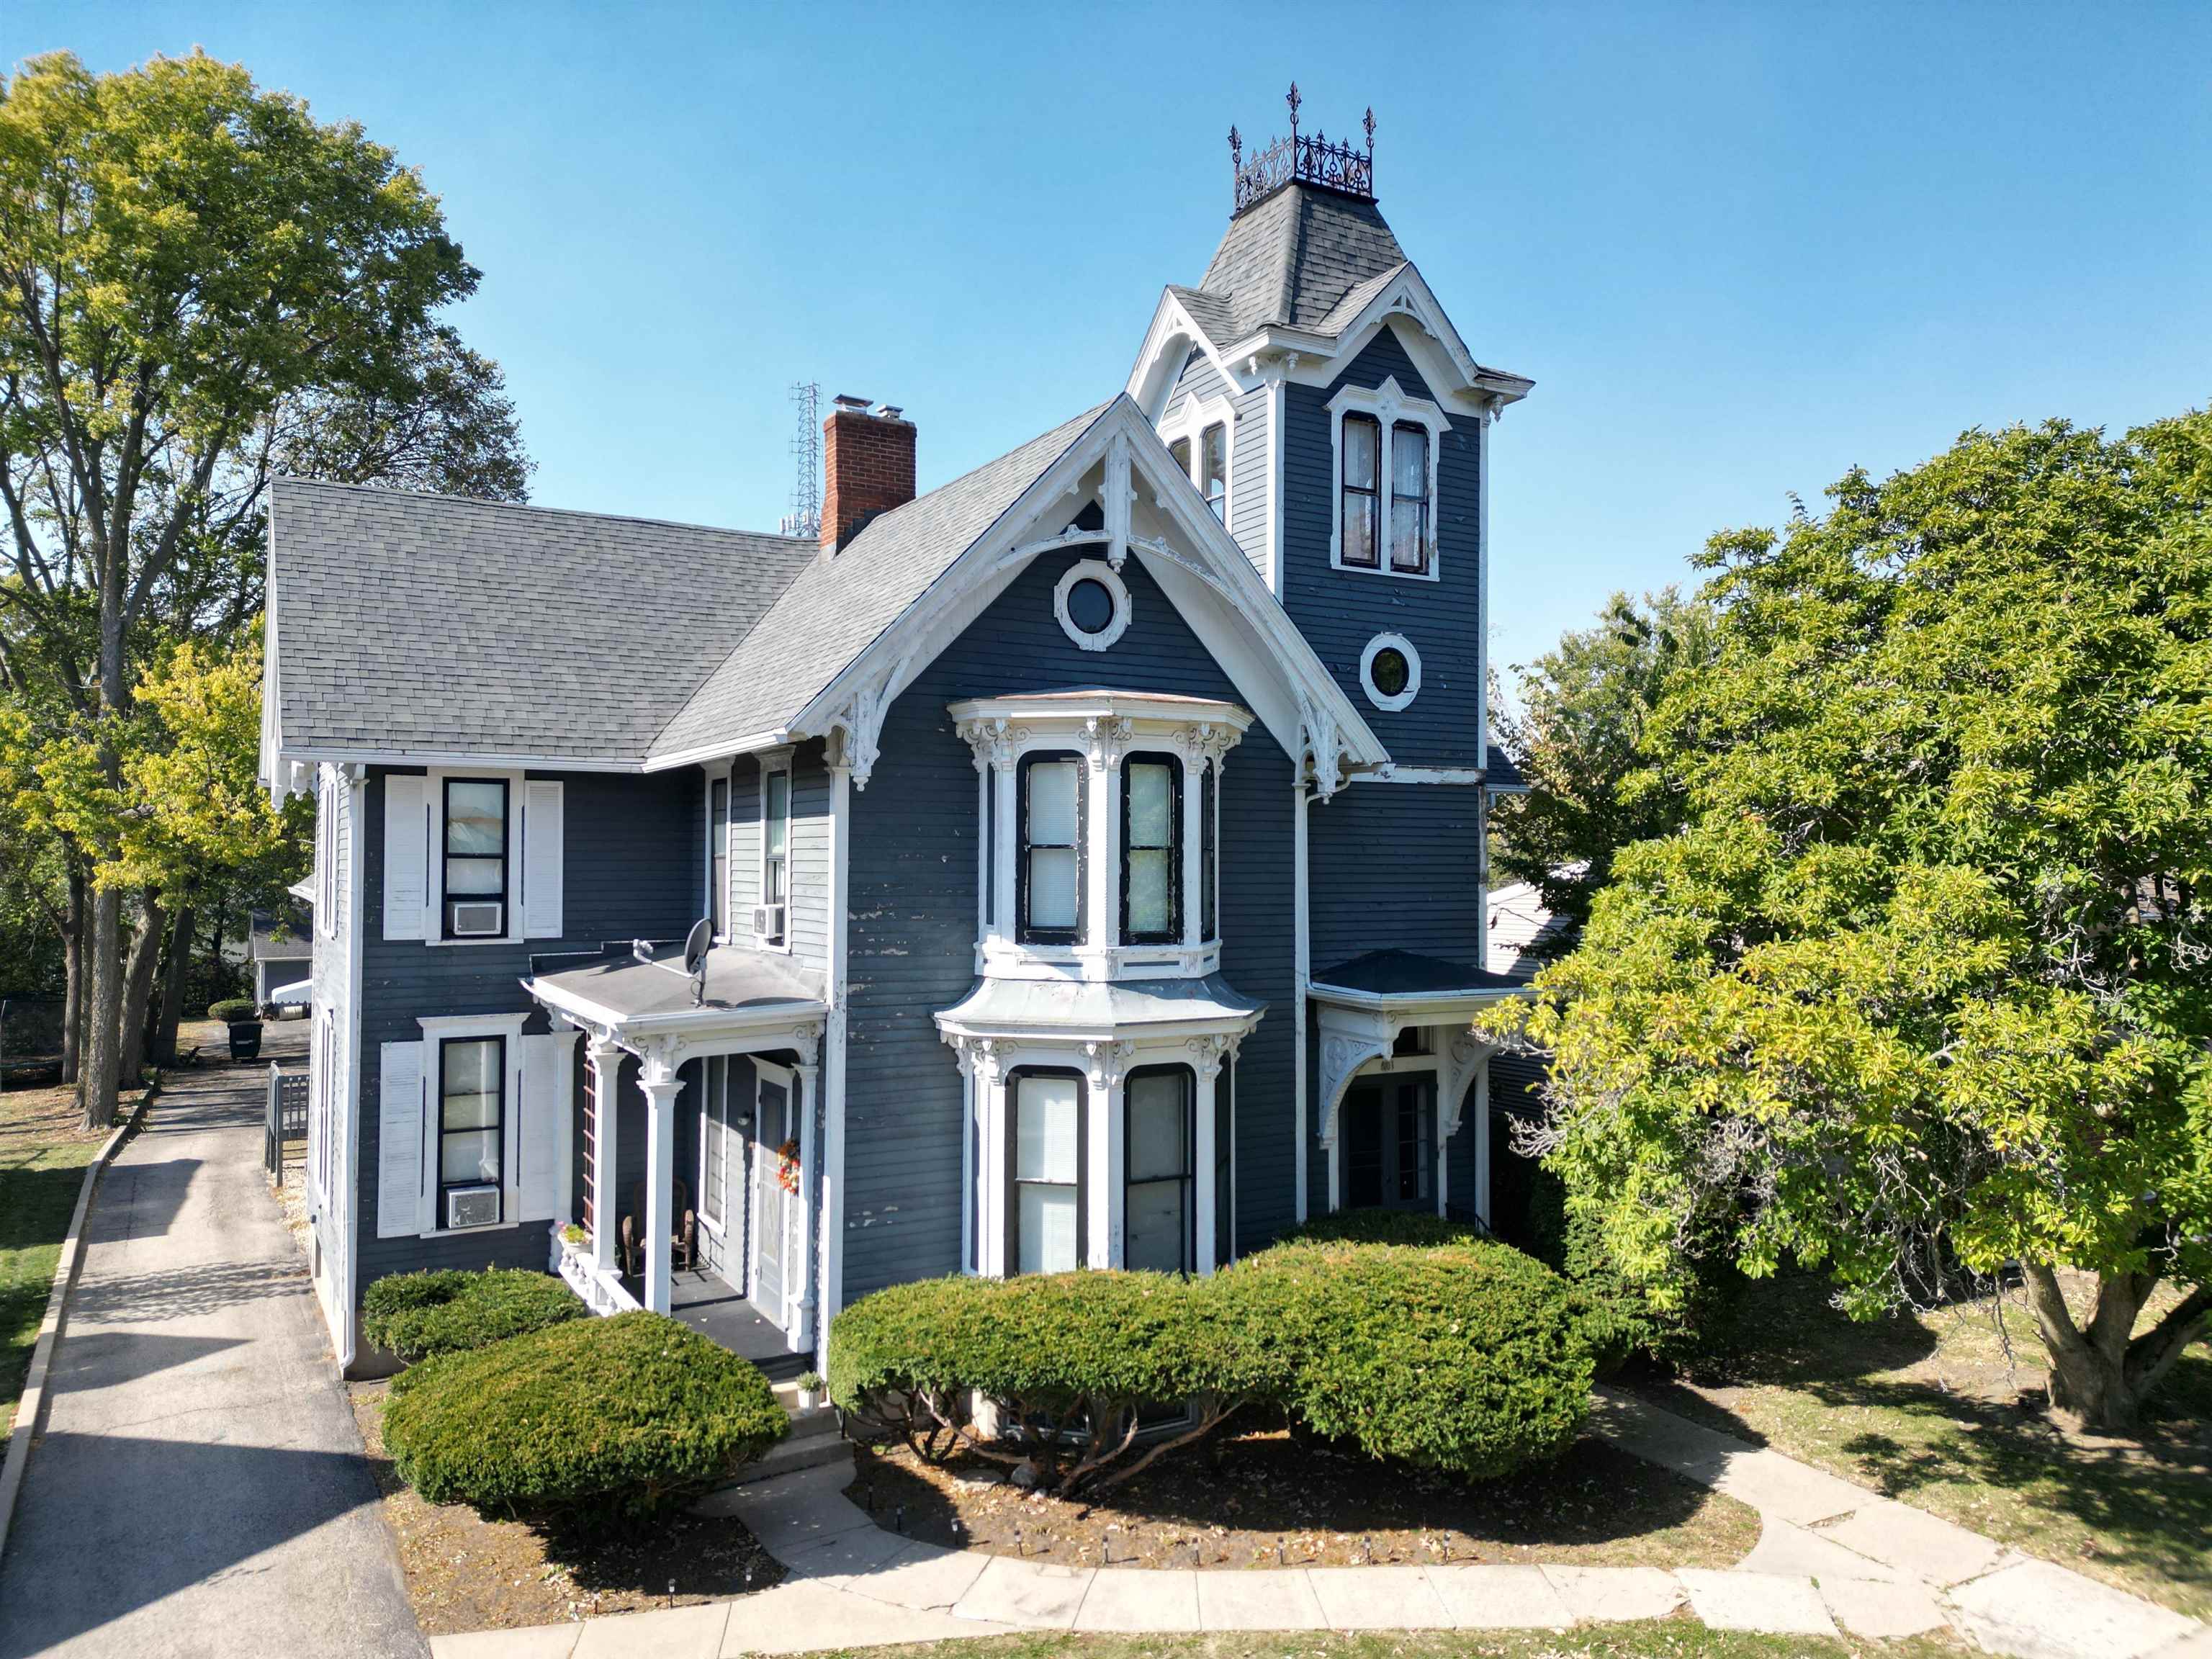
[266,481,814,766]
[1196,184,1409,338]
[647,402,1111,764]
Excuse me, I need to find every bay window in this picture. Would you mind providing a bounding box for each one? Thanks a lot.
[1018,752,1084,943]
[1125,1066,1194,1274]
[1010,1069,1083,1274]
[1120,754,1180,944]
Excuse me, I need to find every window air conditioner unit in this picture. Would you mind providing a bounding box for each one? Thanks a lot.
[449,900,504,938]
[445,1184,500,1230]
[752,902,785,941]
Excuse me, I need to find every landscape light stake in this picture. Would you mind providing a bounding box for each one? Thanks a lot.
[894,1503,906,1535]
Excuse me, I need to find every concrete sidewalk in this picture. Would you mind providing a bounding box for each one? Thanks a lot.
[0,1043,423,1659]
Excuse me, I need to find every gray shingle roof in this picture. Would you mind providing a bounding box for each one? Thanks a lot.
[647,401,1112,761]
[269,481,814,763]
[1194,184,1409,338]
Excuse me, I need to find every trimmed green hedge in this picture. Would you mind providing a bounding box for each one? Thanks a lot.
[1276,1207,1489,1248]
[832,1233,1590,1490]
[361,1268,585,1362]
[208,998,257,1024]
[382,1310,786,1522]
[1218,1235,1591,1480]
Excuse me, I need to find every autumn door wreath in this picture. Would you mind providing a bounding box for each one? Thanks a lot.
[775,1138,801,1195]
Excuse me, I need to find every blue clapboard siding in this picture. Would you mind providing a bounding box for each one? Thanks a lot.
[1281,328,1483,770]
[842,547,1300,1303]
[350,766,700,1297]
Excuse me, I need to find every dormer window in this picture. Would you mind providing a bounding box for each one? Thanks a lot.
[1329,377,1449,581]
[1200,423,1228,523]
[1158,387,1235,531]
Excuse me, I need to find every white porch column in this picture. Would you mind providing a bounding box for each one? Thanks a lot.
[792,1056,821,1352]
[639,1051,684,1315]
[1084,1041,1122,1269]
[992,763,1017,944]
[587,1038,626,1275]
[1292,780,1310,1222]
[1180,755,1205,950]
[1192,1039,1225,1275]
[974,1042,1006,1277]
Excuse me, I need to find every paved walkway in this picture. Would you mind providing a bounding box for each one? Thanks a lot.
[431,1387,2209,1659]
[0,1040,424,1659]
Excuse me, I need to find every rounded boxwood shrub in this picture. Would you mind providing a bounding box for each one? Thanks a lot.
[362,1267,585,1362]
[382,1310,786,1523]
[1220,1234,1591,1480]
[1276,1206,1489,1248]
[207,998,257,1024]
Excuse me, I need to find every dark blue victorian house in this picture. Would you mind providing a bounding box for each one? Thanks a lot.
[260,105,1536,1375]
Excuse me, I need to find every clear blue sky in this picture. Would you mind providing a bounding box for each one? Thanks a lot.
[17,2,2211,677]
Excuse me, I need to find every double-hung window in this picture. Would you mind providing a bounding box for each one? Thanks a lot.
[1120,754,1180,943]
[1124,1066,1194,1274]
[1017,752,1084,944]
[1200,762,1217,943]
[1199,422,1228,522]
[438,1035,504,1215]
[442,779,508,939]
[759,764,791,947]
[1010,1069,1082,1274]
[1390,423,1431,573]
[1340,413,1381,570]
[709,777,730,935]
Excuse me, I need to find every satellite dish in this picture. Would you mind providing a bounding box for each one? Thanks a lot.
[632,919,714,1007]
[681,918,713,976]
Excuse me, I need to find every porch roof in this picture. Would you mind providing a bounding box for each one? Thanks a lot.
[934,972,1264,1043]
[1309,949,1532,1015]
[523,942,826,1038]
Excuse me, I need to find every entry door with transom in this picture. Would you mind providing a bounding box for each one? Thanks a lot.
[750,1064,793,1321]
[1342,1074,1437,1211]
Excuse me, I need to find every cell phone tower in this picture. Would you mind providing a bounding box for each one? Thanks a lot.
[780,381,822,539]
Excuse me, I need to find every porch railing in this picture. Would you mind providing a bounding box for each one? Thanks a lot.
[264,1065,308,1186]
[554,1225,642,1316]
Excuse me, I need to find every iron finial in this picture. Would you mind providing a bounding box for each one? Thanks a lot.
[1364,107,1376,149]
[1286,81,1301,137]
[1228,124,1241,168]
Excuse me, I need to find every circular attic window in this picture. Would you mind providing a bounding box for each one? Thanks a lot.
[1053,558,1132,652]
[1359,633,1421,712]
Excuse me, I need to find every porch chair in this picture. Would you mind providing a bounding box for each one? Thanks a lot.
[619,1178,697,1280]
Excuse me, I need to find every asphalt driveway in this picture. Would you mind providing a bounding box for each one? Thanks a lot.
[0,1036,423,1658]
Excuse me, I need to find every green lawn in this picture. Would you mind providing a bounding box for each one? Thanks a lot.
[1641,1270,2212,1620]
[0,1083,114,1435]
[790,1626,1955,1659]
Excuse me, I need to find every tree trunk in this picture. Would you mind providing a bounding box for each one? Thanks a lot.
[154,899,194,1066]
[116,893,166,1087]
[60,859,84,1086]
[80,884,122,1130]
[2023,1264,2212,1433]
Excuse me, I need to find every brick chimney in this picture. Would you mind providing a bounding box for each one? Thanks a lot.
[819,395,916,554]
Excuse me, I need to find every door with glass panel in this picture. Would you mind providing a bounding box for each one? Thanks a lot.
[698,1056,733,1282]
[750,1066,791,1319]
[1009,1070,1082,1273]
[1341,1075,1436,1211]
[1124,1066,1194,1273]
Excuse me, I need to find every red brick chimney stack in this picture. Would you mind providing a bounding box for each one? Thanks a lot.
[819,396,916,554]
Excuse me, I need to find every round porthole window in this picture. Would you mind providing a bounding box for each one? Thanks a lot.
[1053,558,1132,652]
[1359,633,1421,711]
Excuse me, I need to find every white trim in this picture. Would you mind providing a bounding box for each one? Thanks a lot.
[1359,633,1421,714]
[1051,558,1133,653]
[817,752,852,1374]
[1124,291,1254,415]
[1292,780,1310,1224]
[755,747,793,952]
[1327,376,1449,581]
[1154,388,1236,533]
[282,745,642,774]
[338,771,366,1372]
[413,1012,531,1240]
[703,760,735,943]
[1265,376,1285,598]
[1478,407,1492,775]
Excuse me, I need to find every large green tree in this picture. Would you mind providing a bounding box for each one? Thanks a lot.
[1489,413,2212,1431]
[0,51,526,1123]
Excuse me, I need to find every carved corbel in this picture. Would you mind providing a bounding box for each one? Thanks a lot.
[1439,1029,1491,1141]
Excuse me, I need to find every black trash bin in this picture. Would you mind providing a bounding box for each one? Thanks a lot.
[228,1020,263,1061]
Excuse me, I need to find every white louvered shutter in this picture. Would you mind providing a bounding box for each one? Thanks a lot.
[377,1040,426,1238]
[518,1033,562,1221]
[522,781,565,939]
[382,775,428,940]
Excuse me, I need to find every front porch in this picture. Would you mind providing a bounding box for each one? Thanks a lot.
[527,940,829,1368]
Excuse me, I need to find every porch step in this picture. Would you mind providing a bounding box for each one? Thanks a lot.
[726,1427,853,1487]
[771,1394,841,1442]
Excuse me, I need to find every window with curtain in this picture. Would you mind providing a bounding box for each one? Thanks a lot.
[1390,422,1431,573]
[1125,1066,1193,1273]
[442,778,508,938]
[1018,753,1083,943]
[709,777,729,935]
[1200,422,1228,521]
[1340,413,1380,569]
[439,1035,504,1205]
[1120,754,1180,943]
[1012,1071,1082,1274]
[760,766,791,945]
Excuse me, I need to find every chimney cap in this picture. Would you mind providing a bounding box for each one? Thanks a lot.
[831,393,873,413]
[876,404,904,421]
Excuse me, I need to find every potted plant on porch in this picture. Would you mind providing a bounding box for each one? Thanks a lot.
[210,999,262,1061]
[793,1370,827,1411]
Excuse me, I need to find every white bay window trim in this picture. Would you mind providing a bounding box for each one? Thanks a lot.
[1327,375,1449,582]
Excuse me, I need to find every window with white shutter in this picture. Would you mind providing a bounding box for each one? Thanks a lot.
[376,1040,426,1237]
[382,775,428,940]
[522,781,565,939]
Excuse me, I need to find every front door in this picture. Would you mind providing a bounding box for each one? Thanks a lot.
[1342,1074,1436,1211]
[750,1066,791,1320]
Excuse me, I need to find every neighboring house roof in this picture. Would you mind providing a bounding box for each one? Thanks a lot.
[266,480,816,766]
[1483,745,1527,790]
[1195,184,1409,338]
[1485,881,1567,980]
[648,402,1111,765]
[249,905,312,962]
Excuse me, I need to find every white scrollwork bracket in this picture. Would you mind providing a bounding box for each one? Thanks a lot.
[1439,1030,1491,1141]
